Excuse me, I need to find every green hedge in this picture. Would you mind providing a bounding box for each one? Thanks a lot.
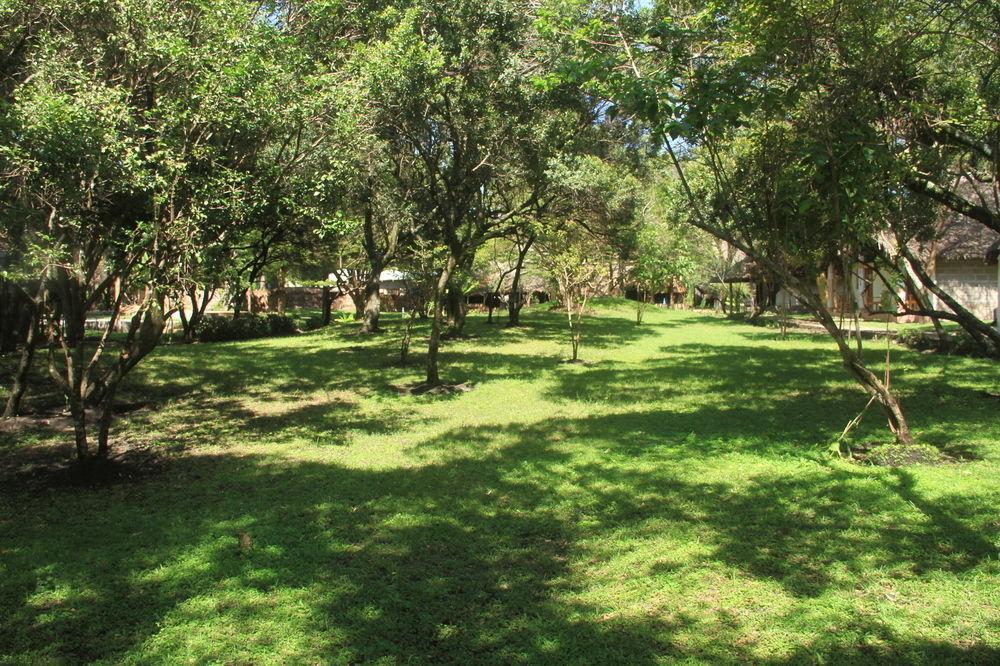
[194,314,298,342]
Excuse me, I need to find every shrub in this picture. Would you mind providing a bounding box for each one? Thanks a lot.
[289,312,324,331]
[194,314,298,342]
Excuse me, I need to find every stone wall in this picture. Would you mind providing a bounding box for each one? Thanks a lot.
[933,259,999,321]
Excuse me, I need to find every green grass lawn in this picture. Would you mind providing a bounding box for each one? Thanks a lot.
[1,300,998,664]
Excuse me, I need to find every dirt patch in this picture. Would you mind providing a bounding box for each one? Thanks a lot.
[0,401,154,439]
[0,436,171,491]
[851,442,951,467]
[562,359,597,366]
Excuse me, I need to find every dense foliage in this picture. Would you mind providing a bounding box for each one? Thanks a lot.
[2,0,997,455]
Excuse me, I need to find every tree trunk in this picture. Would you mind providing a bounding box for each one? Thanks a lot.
[506,233,534,327]
[793,279,915,444]
[0,281,31,355]
[69,392,89,461]
[400,309,417,365]
[3,309,39,418]
[426,255,457,386]
[486,272,507,324]
[445,285,467,336]
[96,384,117,458]
[359,266,382,334]
[91,303,167,460]
[636,291,647,325]
[322,286,332,326]
[232,288,245,318]
[180,285,212,342]
[350,290,365,320]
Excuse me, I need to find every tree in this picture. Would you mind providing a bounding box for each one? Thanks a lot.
[359,0,584,386]
[540,0,925,443]
[536,224,610,362]
[632,174,710,323]
[0,0,345,464]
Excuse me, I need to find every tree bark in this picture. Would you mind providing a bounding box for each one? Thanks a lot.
[3,307,39,418]
[322,285,332,326]
[359,265,382,334]
[791,278,915,445]
[399,308,417,365]
[69,394,89,461]
[445,284,467,336]
[0,281,32,355]
[180,285,213,342]
[906,176,1000,235]
[92,303,167,458]
[426,255,457,386]
[96,383,117,458]
[274,268,287,315]
[506,233,534,327]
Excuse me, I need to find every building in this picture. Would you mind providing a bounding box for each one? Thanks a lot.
[921,217,999,322]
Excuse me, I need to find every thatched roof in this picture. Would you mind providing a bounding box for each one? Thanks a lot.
[935,216,1000,262]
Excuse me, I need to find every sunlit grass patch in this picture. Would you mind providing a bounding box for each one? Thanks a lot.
[1,301,998,663]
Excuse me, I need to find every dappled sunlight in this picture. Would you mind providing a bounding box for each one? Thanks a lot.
[2,305,998,662]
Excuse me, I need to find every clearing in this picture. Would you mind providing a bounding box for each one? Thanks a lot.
[1,301,998,663]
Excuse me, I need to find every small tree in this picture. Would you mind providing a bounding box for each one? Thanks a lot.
[536,226,609,362]
[631,188,708,323]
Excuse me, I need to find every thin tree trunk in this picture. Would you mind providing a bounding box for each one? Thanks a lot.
[400,308,417,365]
[445,285,467,336]
[69,394,89,461]
[426,255,457,386]
[793,279,914,444]
[0,282,31,355]
[92,303,167,459]
[275,268,287,315]
[506,233,534,327]
[96,384,117,458]
[3,308,39,418]
[322,286,332,325]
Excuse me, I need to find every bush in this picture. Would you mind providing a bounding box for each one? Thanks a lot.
[194,314,298,342]
[289,312,324,332]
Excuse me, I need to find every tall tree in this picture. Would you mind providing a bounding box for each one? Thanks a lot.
[360,0,585,386]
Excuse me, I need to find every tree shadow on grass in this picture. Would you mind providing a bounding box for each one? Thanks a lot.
[127,308,665,405]
[0,444,705,664]
[542,341,1000,455]
[2,411,996,663]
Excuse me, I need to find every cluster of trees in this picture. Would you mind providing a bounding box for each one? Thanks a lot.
[1,0,711,465]
[541,0,999,444]
[4,0,994,459]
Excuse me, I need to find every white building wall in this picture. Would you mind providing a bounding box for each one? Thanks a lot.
[932,260,999,321]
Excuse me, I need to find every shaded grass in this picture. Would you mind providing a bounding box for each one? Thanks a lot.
[1,300,998,664]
